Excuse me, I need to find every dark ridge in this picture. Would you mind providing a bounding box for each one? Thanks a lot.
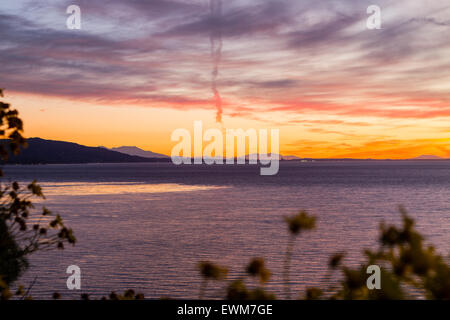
[1,138,171,164]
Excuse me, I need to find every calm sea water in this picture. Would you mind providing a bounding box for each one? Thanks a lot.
[3,161,450,299]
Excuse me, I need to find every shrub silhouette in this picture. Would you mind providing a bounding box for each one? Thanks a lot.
[198,261,228,299]
[0,89,76,299]
[198,208,450,300]
[283,211,316,298]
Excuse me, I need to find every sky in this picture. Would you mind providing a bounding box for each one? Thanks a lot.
[0,0,449,158]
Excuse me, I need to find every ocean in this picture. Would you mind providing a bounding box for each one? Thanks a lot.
[3,161,450,299]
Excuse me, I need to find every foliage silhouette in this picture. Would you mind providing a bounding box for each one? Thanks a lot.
[0,89,76,300]
[198,261,228,299]
[283,211,316,299]
[198,208,450,300]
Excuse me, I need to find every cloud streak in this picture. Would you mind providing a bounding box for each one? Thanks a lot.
[210,0,223,123]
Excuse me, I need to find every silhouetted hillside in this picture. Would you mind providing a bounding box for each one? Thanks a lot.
[2,138,170,164]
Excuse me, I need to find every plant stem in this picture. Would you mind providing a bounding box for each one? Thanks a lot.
[199,278,208,299]
[283,234,295,299]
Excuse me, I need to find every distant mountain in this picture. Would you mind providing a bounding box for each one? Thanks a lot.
[280,155,301,161]
[171,154,302,163]
[3,138,170,164]
[239,153,301,161]
[110,146,168,159]
[410,155,444,160]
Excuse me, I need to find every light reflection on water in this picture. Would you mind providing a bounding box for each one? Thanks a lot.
[37,182,228,196]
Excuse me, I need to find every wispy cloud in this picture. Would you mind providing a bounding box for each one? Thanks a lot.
[0,0,449,124]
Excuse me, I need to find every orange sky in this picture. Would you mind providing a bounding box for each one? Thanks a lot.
[7,91,449,159]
